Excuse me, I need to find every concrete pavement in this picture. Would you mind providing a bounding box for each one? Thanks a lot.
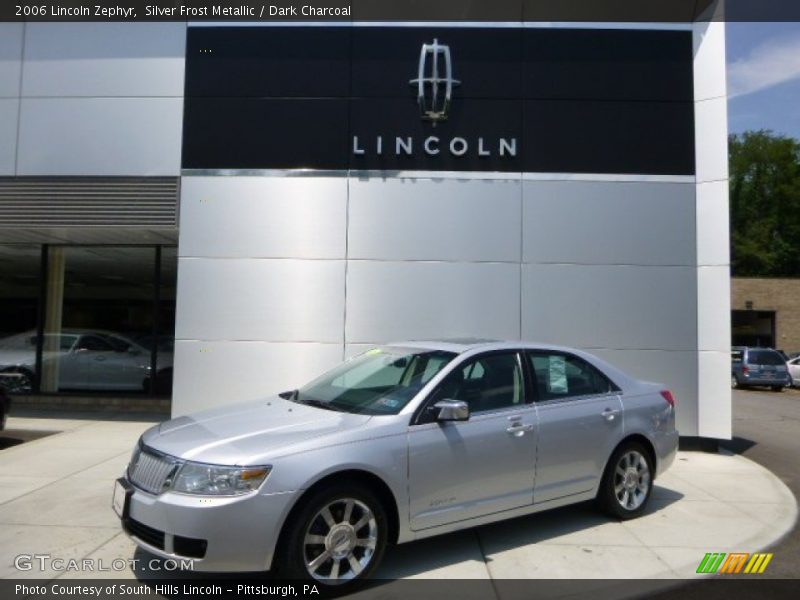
[0,409,796,585]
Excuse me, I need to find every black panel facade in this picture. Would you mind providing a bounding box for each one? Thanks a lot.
[183,26,696,175]
[523,28,694,101]
[523,100,696,175]
[184,27,351,97]
[182,98,349,169]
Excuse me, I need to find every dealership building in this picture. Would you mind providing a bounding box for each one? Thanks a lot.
[0,11,731,439]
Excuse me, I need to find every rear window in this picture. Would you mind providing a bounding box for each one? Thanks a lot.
[747,350,785,366]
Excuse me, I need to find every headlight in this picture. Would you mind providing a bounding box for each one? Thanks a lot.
[171,462,271,496]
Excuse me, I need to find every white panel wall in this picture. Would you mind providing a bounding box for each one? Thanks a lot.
[349,178,521,262]
[346,261,521,343]
[180,177,347,259]
[22,23,186,97]
[521,264,697,351]
[0,99,18,175]
[523,181,695,266]
[7,23,186,176]
[17,98,183,176]
[174,176,349,414]
[176,258,345,342]
[0,24,23,175]
[694,20,731,439]
[0,23,23,97]
[172,341,343,416]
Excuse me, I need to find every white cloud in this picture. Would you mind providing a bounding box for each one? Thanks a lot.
[728,34,800,99]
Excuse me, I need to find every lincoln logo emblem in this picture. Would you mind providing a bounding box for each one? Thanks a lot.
[409,39,460,124]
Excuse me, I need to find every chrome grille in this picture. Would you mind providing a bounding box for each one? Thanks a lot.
[129,448,178,495]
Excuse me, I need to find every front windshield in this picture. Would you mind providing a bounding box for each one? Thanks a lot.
[294,348,457,415]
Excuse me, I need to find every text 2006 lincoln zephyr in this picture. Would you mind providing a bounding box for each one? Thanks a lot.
[113,340,678,587]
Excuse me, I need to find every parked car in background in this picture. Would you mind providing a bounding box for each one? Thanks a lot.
[0,330,173,394]
[787,357,800,388]
[731,346,791,392]
[0,383,9,431]
[115,340,678,588]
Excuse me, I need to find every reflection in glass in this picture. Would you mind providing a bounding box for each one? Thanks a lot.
[41,246,167,394]
[0,245,41,394]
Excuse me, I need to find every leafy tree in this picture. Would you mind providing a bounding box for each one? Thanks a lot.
[729,130,800,276]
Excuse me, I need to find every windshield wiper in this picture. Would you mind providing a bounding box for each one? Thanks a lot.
[279,389,344,412]
[295,397,343,412]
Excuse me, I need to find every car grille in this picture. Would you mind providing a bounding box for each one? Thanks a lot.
[129,447,179,494]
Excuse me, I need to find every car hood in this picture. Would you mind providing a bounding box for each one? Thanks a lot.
[142,397,371,465]
[0,349,35,368]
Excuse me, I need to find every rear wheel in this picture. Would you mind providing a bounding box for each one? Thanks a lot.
[771,386,784,392]
[598,442,654,520]
[731,375,739,389]
[277,484,388,589]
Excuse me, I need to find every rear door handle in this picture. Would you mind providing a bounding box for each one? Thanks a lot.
[601,408,620,422]
[506,423,534,437]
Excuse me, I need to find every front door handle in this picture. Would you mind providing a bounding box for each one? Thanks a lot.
[506,423,534,437]
[601,408,620,422]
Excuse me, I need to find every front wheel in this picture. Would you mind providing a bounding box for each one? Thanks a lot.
[598,442,654,520]
[278,484,388,589]
[771,386,784,392]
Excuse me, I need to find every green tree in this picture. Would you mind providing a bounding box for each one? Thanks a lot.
[729,130,800,276]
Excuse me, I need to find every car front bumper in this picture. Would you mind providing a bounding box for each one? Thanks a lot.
[120,476,298,572]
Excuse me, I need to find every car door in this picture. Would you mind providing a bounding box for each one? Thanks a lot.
[74,334,130,390]
[407,351,538,530]
[527,350,624,504]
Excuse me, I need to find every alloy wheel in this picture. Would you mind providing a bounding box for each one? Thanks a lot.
[302,497,378,582]
[613,450,651,511]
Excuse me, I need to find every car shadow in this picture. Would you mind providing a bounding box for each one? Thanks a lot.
[133,485,683,589]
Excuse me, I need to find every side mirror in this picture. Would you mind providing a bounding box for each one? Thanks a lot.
[434,399,469,422]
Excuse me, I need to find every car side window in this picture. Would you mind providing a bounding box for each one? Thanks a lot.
[528,352,612,401]
[429,352,523,414]
[76,335,113,352]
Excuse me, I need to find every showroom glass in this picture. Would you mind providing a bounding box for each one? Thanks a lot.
[0,245,41,394]
[428,352,524,413]
[528,352,613,401]
[295,348,456,415]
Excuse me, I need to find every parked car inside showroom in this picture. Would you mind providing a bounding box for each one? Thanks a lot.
[0,330,173,394]
[731,346,791,391]
[0,383,9,431]
[113,340,678,588]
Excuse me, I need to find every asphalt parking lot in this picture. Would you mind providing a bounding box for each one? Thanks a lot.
[721,386,800,578]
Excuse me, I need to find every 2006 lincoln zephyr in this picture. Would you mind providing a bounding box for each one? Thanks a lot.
[113,340,678,587]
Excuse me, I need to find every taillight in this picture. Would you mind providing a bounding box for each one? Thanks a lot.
[660,390,676,408]
[743,365,750,375]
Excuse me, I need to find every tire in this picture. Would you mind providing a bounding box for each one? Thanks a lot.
[731,375,739,389]
[771,386,784,392]
[277,483,388,589]
[598,442,654,520]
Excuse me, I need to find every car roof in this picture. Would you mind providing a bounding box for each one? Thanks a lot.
[384,339,594,355]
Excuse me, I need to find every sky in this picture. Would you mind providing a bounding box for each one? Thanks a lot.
[727,22,800,140]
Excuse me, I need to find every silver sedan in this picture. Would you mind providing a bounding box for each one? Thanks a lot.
[113,340,678,588]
